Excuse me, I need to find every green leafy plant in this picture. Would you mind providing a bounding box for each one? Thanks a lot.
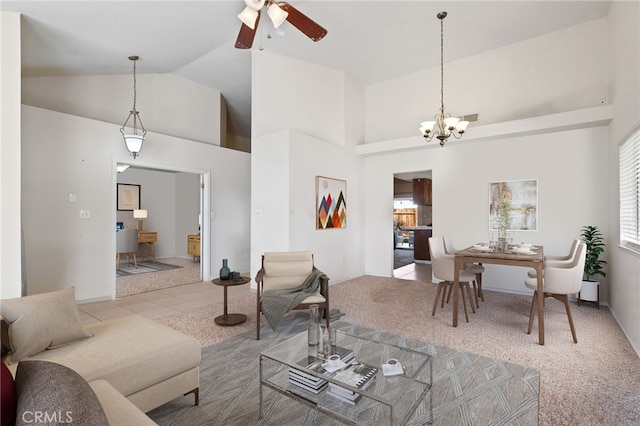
[580,225,607,281]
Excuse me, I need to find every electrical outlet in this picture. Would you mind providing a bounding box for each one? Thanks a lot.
[79,210,91,219]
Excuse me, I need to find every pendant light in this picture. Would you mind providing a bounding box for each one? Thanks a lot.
[120,55,147,159]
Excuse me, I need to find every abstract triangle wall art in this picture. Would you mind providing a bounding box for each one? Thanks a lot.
[316,176,346,230]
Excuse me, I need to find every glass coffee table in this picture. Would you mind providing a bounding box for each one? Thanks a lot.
[259,329,432,425]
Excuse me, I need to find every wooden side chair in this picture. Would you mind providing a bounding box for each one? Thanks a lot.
[255,251,330,340]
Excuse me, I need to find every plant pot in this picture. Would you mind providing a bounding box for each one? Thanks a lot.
[578,280,600,309]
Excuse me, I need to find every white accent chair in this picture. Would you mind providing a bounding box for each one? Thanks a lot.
[116,228,139,270]
[429,237,477,322]
[525,242,586,343]
[443,235,485,305]
[255,251,330,340]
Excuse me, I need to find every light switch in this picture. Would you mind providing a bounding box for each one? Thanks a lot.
[79,210,91,219]
[69,193,78,203]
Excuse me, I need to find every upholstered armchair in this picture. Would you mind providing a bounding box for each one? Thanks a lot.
[255,251,329,340]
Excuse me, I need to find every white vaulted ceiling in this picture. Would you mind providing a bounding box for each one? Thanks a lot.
[2,1,611,139]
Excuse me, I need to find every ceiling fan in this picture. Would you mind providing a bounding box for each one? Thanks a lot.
[235,0,328,49]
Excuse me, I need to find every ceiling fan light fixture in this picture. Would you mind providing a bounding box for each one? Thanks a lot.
[244,0,265,11]
[238,6,259,29]
[267,2,288,28]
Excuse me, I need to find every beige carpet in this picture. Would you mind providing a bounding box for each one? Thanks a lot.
[154,275,640,425]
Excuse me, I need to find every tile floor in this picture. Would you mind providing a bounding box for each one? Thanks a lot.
[77,263,431,325]
[77,280,253,325]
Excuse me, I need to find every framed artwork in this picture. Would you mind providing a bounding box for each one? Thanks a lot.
[117,183,141,211]
[316,176,347,229]
[489,179,538,231]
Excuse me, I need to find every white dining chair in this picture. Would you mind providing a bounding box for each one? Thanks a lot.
[429,237,476,322]
[525,242,586,343]
[442,235,485,305]
[527,239,580,279]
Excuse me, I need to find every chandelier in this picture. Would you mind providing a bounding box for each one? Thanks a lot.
[419,12,469,147]
[237,0,288,30]
[120,55,147,159]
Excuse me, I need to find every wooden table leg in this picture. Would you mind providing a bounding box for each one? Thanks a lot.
[536,263,544,345]
[453,257,460,327]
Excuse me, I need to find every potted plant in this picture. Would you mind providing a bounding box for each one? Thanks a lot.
[578,225,607,308]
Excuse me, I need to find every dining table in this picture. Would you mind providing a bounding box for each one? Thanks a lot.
[452,245,546,345]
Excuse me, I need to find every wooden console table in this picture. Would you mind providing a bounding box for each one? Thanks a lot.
[138,231,157,263]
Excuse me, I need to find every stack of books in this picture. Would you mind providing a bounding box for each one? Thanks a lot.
[326,361,378,405]
[288,355,328,394]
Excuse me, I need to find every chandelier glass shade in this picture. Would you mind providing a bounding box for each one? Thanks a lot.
[419,11,469,147]
[120,55,147,159]
[237,0,289,30]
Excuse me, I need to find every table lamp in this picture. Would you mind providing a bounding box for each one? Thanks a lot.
[133,209,147,231]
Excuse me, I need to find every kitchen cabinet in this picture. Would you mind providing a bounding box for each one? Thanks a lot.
[413,178,432,206]
[413,228,432,261]
[403,226,432,261]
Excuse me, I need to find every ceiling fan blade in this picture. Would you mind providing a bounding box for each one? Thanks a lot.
[235,11,261,49]
[277,2,327,42]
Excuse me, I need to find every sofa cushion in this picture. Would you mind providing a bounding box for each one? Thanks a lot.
[14,360,108,426]
[0,288,92,364]
[1,361,16,426]
[13,315,201,399]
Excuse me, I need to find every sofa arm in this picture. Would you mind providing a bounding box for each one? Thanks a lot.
[90,380,157,426]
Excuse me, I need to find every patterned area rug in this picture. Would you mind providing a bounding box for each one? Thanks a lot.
[148,314,539,425]
[116,260,183,277]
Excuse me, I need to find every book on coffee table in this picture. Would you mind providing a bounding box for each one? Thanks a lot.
[289,355,328,392]
[326,361,378,404]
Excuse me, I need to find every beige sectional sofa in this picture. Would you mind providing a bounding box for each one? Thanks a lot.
[1,288,201,425]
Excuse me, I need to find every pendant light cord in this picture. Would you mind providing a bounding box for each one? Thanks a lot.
[440,15,445,110]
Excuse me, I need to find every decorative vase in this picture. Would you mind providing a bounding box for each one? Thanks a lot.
[219,259,230,280]
[498,228,508,252]
[308,304,320,346]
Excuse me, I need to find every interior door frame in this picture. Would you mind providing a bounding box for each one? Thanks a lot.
[112,158,210,297]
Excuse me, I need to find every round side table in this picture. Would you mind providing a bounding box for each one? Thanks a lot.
[211,276,250,326]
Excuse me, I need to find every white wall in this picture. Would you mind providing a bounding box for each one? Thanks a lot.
[606,0,640,355]
[0,12,22,299]
[250,51,365,286]
[362,125,610,290]
[22,74,223,146]
[366,18,608,143]
[21,105,250,302]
